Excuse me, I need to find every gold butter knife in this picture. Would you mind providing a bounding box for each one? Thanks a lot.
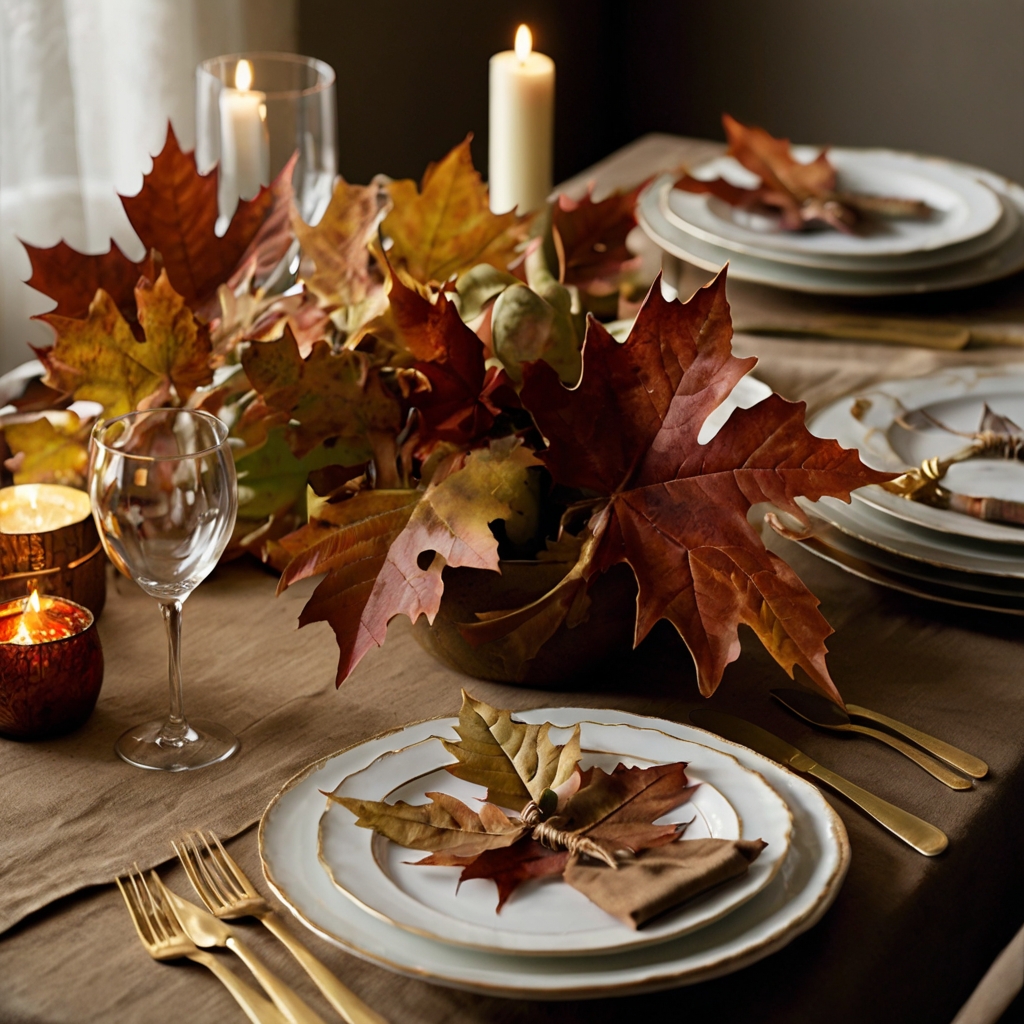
[689,709,948,856]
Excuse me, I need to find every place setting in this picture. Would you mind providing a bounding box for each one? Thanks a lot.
[1,10,1021,1024]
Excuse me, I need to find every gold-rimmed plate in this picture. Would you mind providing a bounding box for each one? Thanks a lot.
[317,721,791,957]
[259,707,849,999]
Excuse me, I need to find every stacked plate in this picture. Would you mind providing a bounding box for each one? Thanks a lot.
[637,147,1024,295]
[259,707,849,998]
[801,365,1024,614]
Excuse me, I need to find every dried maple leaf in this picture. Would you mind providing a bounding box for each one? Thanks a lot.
[279,438,540,685]
[37,270,212,417]
[386,269,518,451]
[549,182,646,293]
[483,269,894,700]
[241,327,402,459]
[675,114,930,233]
[440,690,581,813]
[383,136,531,286]
[3,412,91,486]
[120,124,273,308]
[22,243,155,321]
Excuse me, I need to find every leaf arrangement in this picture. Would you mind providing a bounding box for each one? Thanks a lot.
[7,122,892,699]
[328,692,760,923]
[675,113,933,232]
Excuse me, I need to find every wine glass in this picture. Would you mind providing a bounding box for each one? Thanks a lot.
[89,409,239,771]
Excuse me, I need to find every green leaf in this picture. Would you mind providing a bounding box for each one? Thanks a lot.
[234,427,367,520]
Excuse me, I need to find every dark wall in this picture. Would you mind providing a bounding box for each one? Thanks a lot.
[299,0,1024,185]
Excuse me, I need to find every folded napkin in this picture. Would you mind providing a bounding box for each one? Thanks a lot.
[564,837,767,929]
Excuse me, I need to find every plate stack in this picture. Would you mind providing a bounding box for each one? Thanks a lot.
[800,366,1024,614]
[637,148,1024,295]
[259,708,850,998]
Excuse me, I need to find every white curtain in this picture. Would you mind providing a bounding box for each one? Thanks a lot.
[0,0,297,374]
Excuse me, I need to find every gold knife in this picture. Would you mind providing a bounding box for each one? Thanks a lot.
[733,315,1024,351]
[689,709,948,856]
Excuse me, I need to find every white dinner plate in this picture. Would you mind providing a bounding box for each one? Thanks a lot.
[783,521,1024,617]
[669,147,1003,259]
[260,707,849,999]
[638,169,1024,296]
[808,365,1024,545]
[798,496,1024,579]
[318,721,792,956]
[665,189,1017,273]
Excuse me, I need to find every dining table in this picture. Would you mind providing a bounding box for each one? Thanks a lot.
[1,133,1022,1024]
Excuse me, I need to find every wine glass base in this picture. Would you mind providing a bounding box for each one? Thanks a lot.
[115,719,240,772]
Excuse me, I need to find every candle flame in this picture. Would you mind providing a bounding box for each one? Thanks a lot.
[515,24,532,63]
[235,59,253,92]
[12,590,42,645]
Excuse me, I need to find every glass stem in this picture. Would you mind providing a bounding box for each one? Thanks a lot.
[159,599,189,745]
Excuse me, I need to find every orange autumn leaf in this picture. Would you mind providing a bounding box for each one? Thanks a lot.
[37,270,212,417]
[502,269,894,700]
[241,327,402,459]
[383,136,531,286]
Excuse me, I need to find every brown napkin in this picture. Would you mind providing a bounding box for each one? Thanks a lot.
[564,838,767,929]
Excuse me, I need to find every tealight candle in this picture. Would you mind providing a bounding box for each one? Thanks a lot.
[218,58,270,211]
[0,484,106,614]
[0,592,104,740]
[488,24,555,214]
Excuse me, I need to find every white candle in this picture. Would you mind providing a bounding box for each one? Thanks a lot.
[488,25,554,215]
[218,59,270,213]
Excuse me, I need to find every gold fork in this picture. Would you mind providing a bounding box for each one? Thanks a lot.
[174,832,389,1024]
[116,865,287,1024]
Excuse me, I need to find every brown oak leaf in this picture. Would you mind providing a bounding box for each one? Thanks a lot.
[383,136,531,286]
[483,269,895,699]
[37,270,213,417]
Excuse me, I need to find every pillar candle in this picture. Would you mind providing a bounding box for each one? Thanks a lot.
[488,25,555,215]
[218,58,270,211]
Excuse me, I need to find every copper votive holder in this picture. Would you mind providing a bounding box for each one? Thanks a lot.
[0,594,104,740]
[0,484,106,616]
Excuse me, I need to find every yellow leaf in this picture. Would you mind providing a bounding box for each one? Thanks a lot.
[3,412,90,486]
[442,690,582,812]
[383,136,531,286]
[38,270,212,417]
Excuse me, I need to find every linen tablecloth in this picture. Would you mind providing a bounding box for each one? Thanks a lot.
[1,134,1022,1024]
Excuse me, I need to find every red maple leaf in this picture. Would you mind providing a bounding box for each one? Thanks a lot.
[24,124,291,322]
[550,181,647,292]
[499,269,893,699]
[387,269,518,451]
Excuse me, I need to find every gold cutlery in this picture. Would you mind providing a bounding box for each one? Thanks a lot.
[174,832,389,1024]
[770,688,972,790]
[156,879,328,1024]
[689,709,949,856]
[116,867,287,1024]
[733,314,1024,351]
[844,703,989,778]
